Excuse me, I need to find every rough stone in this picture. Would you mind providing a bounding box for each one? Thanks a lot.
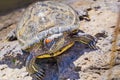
[0,0,120,80]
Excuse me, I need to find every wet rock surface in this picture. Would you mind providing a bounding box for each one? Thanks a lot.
[0,0,120,80]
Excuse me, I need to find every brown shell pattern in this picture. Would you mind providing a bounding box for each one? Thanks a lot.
[16,1,79,49]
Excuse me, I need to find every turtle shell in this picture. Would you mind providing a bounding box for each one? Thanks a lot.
[16,1,79,50]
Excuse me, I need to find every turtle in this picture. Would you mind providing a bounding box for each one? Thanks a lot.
[7,1,97,80]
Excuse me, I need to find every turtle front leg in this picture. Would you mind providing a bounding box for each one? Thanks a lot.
[6,29,17,41]
[70,30,97,49]
[26,53,45,80]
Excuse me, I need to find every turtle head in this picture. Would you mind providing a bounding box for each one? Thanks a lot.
[43,33,65,54]
[22,33,65,58]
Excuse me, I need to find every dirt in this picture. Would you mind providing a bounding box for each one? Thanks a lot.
[0,0,120,80]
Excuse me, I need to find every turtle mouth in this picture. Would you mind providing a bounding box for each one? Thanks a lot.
[36,42,74,58]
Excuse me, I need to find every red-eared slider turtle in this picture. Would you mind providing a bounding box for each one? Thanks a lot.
[7,1,97,80]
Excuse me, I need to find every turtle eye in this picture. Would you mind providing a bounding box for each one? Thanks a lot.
[43,33,63,51]
[44,38,52,44]
[44,38,55,50]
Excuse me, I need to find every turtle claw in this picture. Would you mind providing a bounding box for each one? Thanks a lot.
[70,30,98,49]
[32,72,44,80]
[88,40,97,49]
[86,36,98,50]
[31,69,45,80]
[26,54,45,80]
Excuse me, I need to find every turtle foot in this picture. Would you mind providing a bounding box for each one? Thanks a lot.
[31,69,45,80]
[26,53,45,80]
[70,30,98,49]
[6,29,17,41]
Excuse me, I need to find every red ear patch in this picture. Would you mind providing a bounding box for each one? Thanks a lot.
[45,39,52,43]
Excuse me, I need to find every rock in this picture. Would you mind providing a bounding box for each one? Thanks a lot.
[0,0,120,80]
[0,9,25,40]
[0,41,28,68]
